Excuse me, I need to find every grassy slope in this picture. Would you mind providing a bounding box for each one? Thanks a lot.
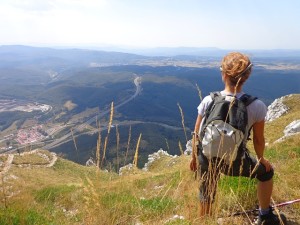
[0,95,299,225]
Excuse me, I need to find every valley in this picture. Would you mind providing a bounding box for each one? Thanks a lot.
[42,76,142,150]
[0,46,299,168]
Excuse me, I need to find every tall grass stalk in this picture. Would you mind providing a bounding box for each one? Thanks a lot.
[196,83,203,102]
[230,188,252,223]
[165,138,170,152]
[124,125,131,166]
[178,140,184,155]
[177,103,188,143]
[96,118,101,169]
[271,197,286,225]
[160,183,172,202]
[116,125,120,171]
[101,102,114,167]
[133,133,142,167]
[82,176,100,224]
[71,128,79,162]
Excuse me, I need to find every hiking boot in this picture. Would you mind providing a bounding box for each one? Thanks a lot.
[254,207,286,225]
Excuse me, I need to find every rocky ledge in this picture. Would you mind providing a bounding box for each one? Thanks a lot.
[265,95,292,122]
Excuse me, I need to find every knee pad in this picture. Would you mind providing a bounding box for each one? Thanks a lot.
[256,168,274,182]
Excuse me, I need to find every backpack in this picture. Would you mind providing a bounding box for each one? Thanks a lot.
[199,92,257,164]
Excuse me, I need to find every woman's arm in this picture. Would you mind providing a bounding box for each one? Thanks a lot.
[194,114,203,136]
[252,120,272,172]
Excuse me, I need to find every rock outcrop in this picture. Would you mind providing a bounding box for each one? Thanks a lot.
[184,139,193,155]
[119,148,179,175]
[275,119,300,143]
[119,163,135,176]
[142,148,177,171]
[85,157,96,167]
[265,94,300,142]
[284,120,300,136]
[266,95,291,122]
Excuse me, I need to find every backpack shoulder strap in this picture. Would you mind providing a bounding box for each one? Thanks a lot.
[210,91,221,99]
[240,94,258,106]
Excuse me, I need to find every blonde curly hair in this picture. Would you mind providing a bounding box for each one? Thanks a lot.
[220,52,252,86]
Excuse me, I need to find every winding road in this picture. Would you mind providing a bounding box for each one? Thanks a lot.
[42,76,142,150]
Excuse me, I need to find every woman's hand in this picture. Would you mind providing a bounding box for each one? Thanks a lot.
[259,157,273,172]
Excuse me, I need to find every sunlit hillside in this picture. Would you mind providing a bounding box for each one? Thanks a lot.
[0,94,299,225]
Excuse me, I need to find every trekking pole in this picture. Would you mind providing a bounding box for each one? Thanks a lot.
[273,199,300,208]
[225,198,300,217]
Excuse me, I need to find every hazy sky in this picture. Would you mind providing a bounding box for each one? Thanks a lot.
[1,0,300,49]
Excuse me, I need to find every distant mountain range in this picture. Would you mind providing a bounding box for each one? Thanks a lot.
[43,45,300,57]
[2,45,300,59]
[0,45,149,68]
[114,47,300,57]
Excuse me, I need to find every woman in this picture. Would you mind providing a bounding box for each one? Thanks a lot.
[190,52,280,225]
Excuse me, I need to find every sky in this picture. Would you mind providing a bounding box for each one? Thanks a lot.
[0,0,300,50]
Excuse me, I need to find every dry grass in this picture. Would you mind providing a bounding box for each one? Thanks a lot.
[177,103,188,143]
[96,119,101,168]
[124,125,132,166]
[71,128,79,162]
[178,140,184,155]
[165,138,170,152]
[0,140,299,224]
[101,102,114,168]
[12,154,49,165]
[195,83,203,102]
[133,133,142,167]
[116,125,120,171]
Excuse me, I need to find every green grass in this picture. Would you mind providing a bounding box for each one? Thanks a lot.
[134,178,149,189]
[0,207,51,225]
[140,197,177,219]
[34,185,78,204]
[140,197,176,212]
[101,191,138,209]
[266,145,300,161]
[13,154,49,165]
[218,176,257,211]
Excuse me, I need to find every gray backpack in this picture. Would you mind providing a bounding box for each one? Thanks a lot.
[199,92,257,164]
